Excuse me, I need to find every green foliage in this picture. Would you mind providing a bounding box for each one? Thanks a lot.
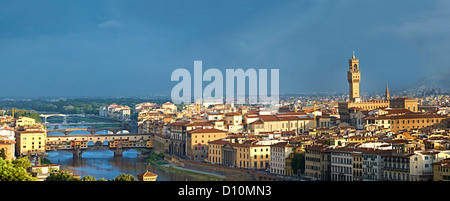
[0,157,37,181]
[0,98,169,115]
[40,158,53,165]
[291,153,305,175]
[80,175,108,181]
[147,153,164,163]
[5,109,42,123]
[45,170,81,181]
[0,149,6,160]
[112,173,138,181]
[12,156,32,169]
[81,175,97,181]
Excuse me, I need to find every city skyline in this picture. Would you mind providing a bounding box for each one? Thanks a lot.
[1,0,450,98]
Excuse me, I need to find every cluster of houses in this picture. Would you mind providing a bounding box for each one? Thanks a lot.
[136,99,450,181]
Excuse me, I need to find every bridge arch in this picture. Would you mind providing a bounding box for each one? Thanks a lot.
[40,113,83,124]
[87,140,110,147]
[93,129,115,135]
[116,130,130,134]
[47,131,66,136]
[67,130,91,135]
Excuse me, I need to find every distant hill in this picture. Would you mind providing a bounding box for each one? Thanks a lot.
[400,70,450,93]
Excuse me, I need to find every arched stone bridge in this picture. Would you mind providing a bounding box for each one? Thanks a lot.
[46,133,153,158]
[47,127,131,135]
[39,113,84,124]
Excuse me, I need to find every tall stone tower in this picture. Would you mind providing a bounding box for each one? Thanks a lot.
[385,85,390,101]
[347,51,361,103]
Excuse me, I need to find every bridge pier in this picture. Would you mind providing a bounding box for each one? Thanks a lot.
[73,148,83,158]
[113,148,123,157]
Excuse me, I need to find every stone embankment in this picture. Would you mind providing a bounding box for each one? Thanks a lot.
[166,155,289,181]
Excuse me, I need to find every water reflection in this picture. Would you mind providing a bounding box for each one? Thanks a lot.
[45,124,198,181]
[46,150,201,181]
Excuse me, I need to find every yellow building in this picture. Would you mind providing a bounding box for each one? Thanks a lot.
[347,135,378,144]
[207,139,272,170]
[207,139,229,165]
[235,143,251,169]
[234,142,271,170]
[247,114,315,135]
[352,151,363,181]
[0,138,16,161]
[390,98,419,112]
[389,113,447,133]
[433,158,450,181]
[186,128,228,160]
[16,130,46,156]
[15,116,36,128]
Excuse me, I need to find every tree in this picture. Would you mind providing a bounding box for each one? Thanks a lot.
[112,173,137,181]
[0,148,6,160]
[81,175,97,181]
[290,153,305,176]
[12,156,32,169]
[0,157,37,181]
[45,170,81,181]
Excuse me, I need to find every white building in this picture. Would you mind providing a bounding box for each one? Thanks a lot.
[331,148,354,181]
[0,126,15,141]
[409,151,435,181]
[99,103,131,121]
[162,102,177,112]
[270,141,294,176]
[224,112,243,133]
[362,149,388,181]
[205,112,224,121]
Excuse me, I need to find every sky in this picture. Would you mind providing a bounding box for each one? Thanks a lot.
[0,0,449,98]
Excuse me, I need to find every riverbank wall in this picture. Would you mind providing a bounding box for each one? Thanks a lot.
[166,155,288,181]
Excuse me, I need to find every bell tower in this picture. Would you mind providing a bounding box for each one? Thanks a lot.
[385,85,390,101]
[347,51,361,103]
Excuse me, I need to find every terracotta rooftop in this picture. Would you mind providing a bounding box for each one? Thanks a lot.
[188,128,228,134]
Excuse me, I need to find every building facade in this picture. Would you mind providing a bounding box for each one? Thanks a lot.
[304,145,331,181]
[389,113,447,133]
[99,103,131,121]
[270,142,294,176]
[15,130,46,157]
[362,149,388,181]
[383,141,415,181]
[186,128,228,160]
[409,151,435,181]
[433,158,450,181]
[0,138,16,161]
[331,148,354,181]
[153,133,171,154]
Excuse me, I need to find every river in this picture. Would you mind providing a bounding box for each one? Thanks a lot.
[45,124,199,181]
